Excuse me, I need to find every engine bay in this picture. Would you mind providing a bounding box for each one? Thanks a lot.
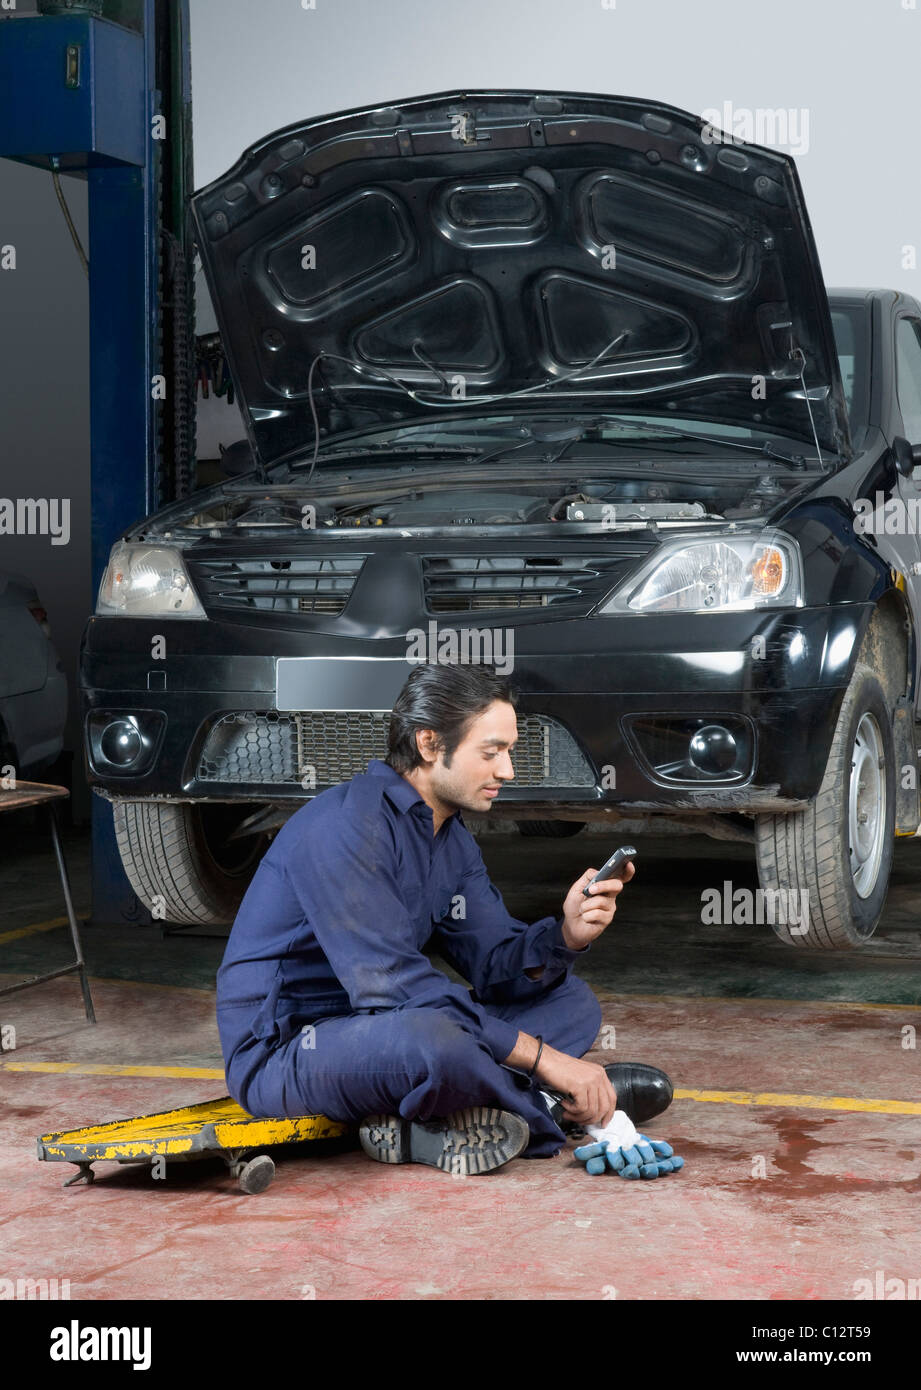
[153,468,806,538]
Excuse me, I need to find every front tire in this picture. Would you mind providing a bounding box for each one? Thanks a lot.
[113,801,269,926]
[754,663,895,948]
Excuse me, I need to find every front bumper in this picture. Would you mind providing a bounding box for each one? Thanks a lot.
[80,602,869,815]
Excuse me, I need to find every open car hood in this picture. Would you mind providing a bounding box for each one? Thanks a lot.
[191,90,852,470]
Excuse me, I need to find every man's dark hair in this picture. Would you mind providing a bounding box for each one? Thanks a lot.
[386,663,518,774]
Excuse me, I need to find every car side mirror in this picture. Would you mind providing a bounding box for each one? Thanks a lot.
[892,436,921,477]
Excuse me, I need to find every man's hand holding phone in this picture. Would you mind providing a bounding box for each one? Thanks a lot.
[560,846,636,951]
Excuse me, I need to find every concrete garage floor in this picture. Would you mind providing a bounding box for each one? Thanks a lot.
[1,811,919,1301]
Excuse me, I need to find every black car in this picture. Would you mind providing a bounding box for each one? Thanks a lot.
[81,91,921,947]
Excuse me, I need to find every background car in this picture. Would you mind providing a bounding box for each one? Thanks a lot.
[0,568,68,779]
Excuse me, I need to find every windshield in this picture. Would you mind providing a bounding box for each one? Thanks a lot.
[830,304,869,432]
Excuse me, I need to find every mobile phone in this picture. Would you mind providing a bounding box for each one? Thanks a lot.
[582,845,638,896]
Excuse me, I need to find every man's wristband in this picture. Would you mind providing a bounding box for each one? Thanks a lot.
[528,1034,544,1077]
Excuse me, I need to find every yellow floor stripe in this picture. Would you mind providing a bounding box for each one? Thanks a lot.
[676,1087,921,1116]
[0,915,72,946]
[3,1061,918,1115]
[2,1061,223,1080]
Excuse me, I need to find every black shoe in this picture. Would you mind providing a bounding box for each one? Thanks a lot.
[603,1062,673,1124]
[358,1106,529,1175]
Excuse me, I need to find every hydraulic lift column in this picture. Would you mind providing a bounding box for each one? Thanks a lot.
[0,0,195,926]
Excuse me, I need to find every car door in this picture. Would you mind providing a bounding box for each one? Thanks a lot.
[893,314,921,710]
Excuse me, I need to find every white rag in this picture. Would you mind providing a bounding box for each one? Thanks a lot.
[540,1094,640,1152]
[584,1109,639,1151]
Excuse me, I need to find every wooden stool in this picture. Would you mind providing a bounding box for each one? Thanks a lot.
[0,780,96,1023]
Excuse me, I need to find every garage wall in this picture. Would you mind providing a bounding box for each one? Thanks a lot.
[1,0,919,825]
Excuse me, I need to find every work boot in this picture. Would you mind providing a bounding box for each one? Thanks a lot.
[541,1064,673,1129]
[358,1106,529,1175]
[604,1062,673,1124]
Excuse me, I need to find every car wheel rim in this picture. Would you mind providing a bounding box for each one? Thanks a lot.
[848,712,886,900]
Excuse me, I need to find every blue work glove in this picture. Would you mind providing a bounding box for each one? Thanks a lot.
[574,1134,685,1178]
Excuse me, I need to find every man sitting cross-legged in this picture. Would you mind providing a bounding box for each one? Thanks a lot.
[216,662,672,1175]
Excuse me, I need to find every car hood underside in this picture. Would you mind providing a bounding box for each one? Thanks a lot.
[191,90,852,470]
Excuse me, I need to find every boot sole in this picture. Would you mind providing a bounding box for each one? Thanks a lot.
[359,1106,529,1175]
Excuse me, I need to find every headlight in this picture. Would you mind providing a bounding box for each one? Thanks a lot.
[599,530,803,614]
[96,541,205,617]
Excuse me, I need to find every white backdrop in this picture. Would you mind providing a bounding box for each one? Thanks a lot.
[190,0,921,453]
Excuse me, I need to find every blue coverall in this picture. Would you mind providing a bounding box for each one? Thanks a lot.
[216,759,602,1157]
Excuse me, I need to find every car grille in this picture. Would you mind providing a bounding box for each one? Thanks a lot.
[422,551,649,614]
[197,712,300,783]
[196,711,595,788]
[188,556,367,615]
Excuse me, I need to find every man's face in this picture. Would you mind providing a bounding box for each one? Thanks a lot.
[425,700,518,815]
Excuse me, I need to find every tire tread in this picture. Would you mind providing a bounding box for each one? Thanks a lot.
[754,663,893,949]
[113,801,243,925]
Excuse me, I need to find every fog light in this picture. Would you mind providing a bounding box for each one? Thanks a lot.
[100,719,143,767]
[86,709,165,777]
[622,712,754,785]
[689,724,737,775]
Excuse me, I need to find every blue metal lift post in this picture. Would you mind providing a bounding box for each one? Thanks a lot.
[0,1,193,926]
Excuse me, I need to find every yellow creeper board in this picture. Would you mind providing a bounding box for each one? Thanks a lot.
[37,1096,348,1164]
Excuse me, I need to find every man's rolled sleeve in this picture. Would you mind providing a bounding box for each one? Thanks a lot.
[478,1012,522,1066]
[535,914,591,967]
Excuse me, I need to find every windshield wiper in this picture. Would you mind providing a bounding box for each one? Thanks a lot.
[285,442,478,471]
[470,416,819,469]
[760,439,807,469]
[286,421,596,472]
[593,415,837,468]
[282,416,825,477]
